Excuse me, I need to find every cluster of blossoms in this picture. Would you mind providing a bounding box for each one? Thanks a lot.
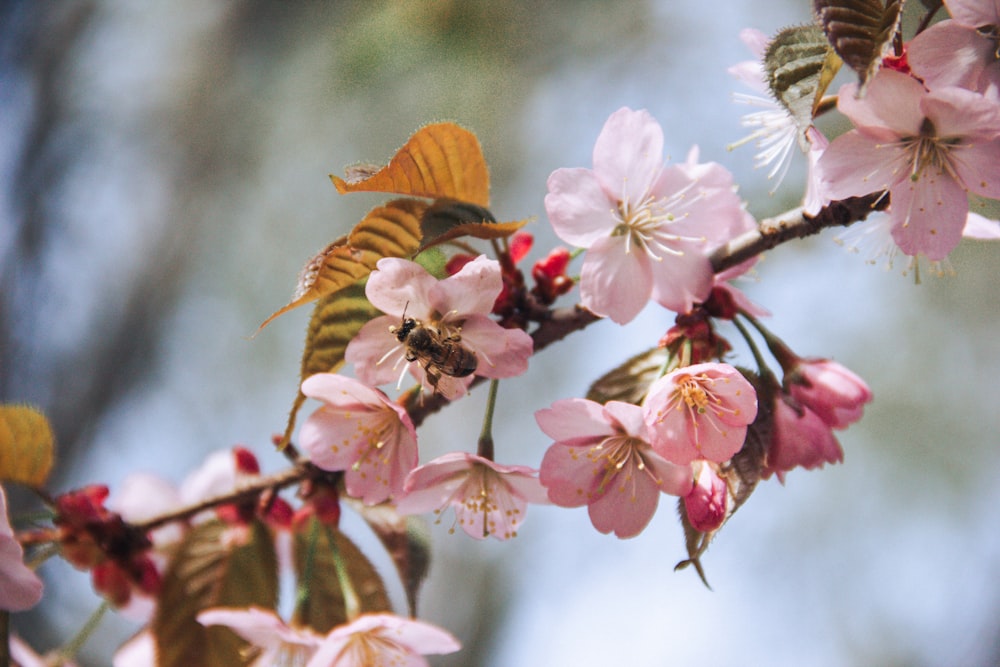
[20,3,1000,662]
[729,0,1000,269]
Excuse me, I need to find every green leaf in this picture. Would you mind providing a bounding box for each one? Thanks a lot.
[764,25,842,135]
[153,520,279,667]
[586,347,668,405]
[0,405,55,488]
[813,0,904,88]
[348,500,431,616]
[292,517,392,634]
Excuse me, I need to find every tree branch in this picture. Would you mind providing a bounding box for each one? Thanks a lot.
[710,192,887,273]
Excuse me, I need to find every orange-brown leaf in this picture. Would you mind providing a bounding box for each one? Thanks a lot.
[331,123,490,207]
[257,199,425,331]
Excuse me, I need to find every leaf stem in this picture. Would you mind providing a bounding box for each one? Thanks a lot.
[58,601,109,663]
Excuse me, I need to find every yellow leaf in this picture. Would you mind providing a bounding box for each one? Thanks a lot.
[0,405,55,488]
[257,198,424,331]
[331,122,490,207]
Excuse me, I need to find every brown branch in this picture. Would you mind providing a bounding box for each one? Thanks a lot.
[710,192,887,273]
[132,461,312,532]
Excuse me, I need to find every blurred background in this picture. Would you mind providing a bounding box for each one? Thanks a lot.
[3,1,999,665]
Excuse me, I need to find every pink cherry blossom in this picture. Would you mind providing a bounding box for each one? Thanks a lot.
[818,68,1000,260]
[644,362,758,465]
[684,460,728,533]
[1,486,43,612]
[345,256,533,399]
[198,606,323,666]
[394,452,548,541]
[786,359,873,430]
[300,373,418,504]
[307,612,461,667]
[764,398,845,483]
[728,29,830,213]
[544,107,751,323]
[536,398,693,539]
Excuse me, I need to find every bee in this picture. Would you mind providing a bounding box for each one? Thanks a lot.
[390,315,478,392]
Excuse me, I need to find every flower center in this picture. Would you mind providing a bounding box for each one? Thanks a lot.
[590,434,660,495]
[612,179,706,261]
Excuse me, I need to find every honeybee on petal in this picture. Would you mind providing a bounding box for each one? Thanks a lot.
[389,314,478,393]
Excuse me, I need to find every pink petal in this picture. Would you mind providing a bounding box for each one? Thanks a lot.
[535,398,615,442]
[539,442,604,508]
[819,131,909,200]
[948,138,1000,199]
[908,21,994,91]
[403,452,475,492]
[648,241,715,315]
[889,170,970,259]
[545,167,617,248]
[430,255,503,317]
[579,233,653,324]
[197,607,313,649]
[600,400,647,438]
[458,315,533,379]
[922,86,1000,140]
[301,372,382,409]
[592,107,665,199]
[945,0,1000,27]
[344,316,409,387]
[837,70,926,138]
[365,258,437,320]
[0,536,43,611]
[585,458,661,538]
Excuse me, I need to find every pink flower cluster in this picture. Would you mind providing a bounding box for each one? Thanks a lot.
[536,362,758,538]
[765,358,873,483]
[197,607,460,667]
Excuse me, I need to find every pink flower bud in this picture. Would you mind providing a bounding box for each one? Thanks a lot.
[765,398,844,483]
[787,359,872,429]
[683,461,727,532]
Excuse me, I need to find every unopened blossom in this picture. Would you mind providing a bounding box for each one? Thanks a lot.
[544,107,751,323]
[764,397,844,483]
[818,68,1000,260]
[537,398,693,539]
[307,613,461,667]
[300,373,418,504]
[345,255,533,399]
[908,0,1000,97]
[395,452,548,541]
[786,358,873,430]
[1,485,43,612]
[644,362,758,465]
[728,28,830,212]
[198,607,322,666]
[684,460,728,533]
